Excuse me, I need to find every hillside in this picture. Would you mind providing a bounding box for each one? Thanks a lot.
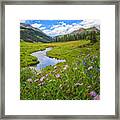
[20,23,53,43]
[71,27,99,34]
[71,28,85,34]
[54,27,100,42]
[20,23,100,43]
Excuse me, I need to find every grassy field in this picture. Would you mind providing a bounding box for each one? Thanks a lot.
[20,40,100,100]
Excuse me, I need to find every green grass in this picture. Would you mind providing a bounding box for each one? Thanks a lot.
[20,40,100,100]
[20,42,48,67]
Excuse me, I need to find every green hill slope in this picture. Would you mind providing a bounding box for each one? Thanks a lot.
[20,23,53,43]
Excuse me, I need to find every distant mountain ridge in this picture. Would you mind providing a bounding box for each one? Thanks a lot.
[71,28,85,34]
[20,23,100,43]
[54,26,100,42]
[20,23,53,43]
[71,27,99,35]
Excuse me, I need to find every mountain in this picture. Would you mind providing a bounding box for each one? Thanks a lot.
[53,26,100,42]
[71,28,85,34]
[85,27,100,33]
[20,23,53,43]
[20,23,100,43]
[71,27,99,35]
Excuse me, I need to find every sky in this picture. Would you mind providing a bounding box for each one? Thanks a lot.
[21,20,100,37]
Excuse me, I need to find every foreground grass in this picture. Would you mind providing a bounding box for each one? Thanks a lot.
[20,40,100,100]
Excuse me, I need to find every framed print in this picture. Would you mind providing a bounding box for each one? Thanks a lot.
[0,0,119,119]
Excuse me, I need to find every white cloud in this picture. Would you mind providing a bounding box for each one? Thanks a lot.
[20,20,100,36]
[42,29,51,34]
[67,23,83,33]
[80,19,100,29]
[43,22,83,36]
[59,21,66,26]
[31,23,42,28]
[43,24,72,36]
[51,24,62,29]
[39,26,46,30]
[42,20,100,36]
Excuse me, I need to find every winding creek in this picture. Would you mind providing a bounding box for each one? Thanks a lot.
[31,47,66,70]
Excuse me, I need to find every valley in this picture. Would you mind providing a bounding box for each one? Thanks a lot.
[20,21,100,100]
[20,40,100,100]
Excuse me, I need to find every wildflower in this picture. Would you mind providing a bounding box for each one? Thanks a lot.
[86,54,90,57]
[82,61,86,66]
[55,74,60,78]
[59,84,62,87]
[89,91,97,97]
[80,83,83,86]
[54,66,57,69]
[75,83,83,87]
[63,65,68,70]
[83,57,86,61]
[40,76,45,82]
[87,85,91,88]
[38,82,45,86]
[94,95,100,100]
[91,59,94,62]
[41,82,45,86]
[27,78,33,83]
[34,79,39,82]
[65,65,68,67]
[91,59,95,63]
[88,66,93,70]
[37,71,42,76]
[53,70,56,73]
[45,74,48,77]
[83,62,86,65]
[75,83,81,86]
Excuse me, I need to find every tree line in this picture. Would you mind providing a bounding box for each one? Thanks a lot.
[54,31,100,43]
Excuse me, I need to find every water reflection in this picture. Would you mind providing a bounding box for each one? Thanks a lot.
[31,48,65,70]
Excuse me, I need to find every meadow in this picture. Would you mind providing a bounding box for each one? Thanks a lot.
[20,40,100,100]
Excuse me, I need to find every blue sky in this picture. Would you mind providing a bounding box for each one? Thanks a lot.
[21,20,100,36]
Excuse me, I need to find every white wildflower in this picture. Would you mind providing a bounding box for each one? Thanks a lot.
[27,78,33,83]
[54,66,57,69]
[40,76,45,82]
[34,79,39,82]
[88,66,93,70]
[63,65,68,70]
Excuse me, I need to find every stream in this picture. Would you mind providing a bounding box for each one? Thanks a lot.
[31,47,65,70]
